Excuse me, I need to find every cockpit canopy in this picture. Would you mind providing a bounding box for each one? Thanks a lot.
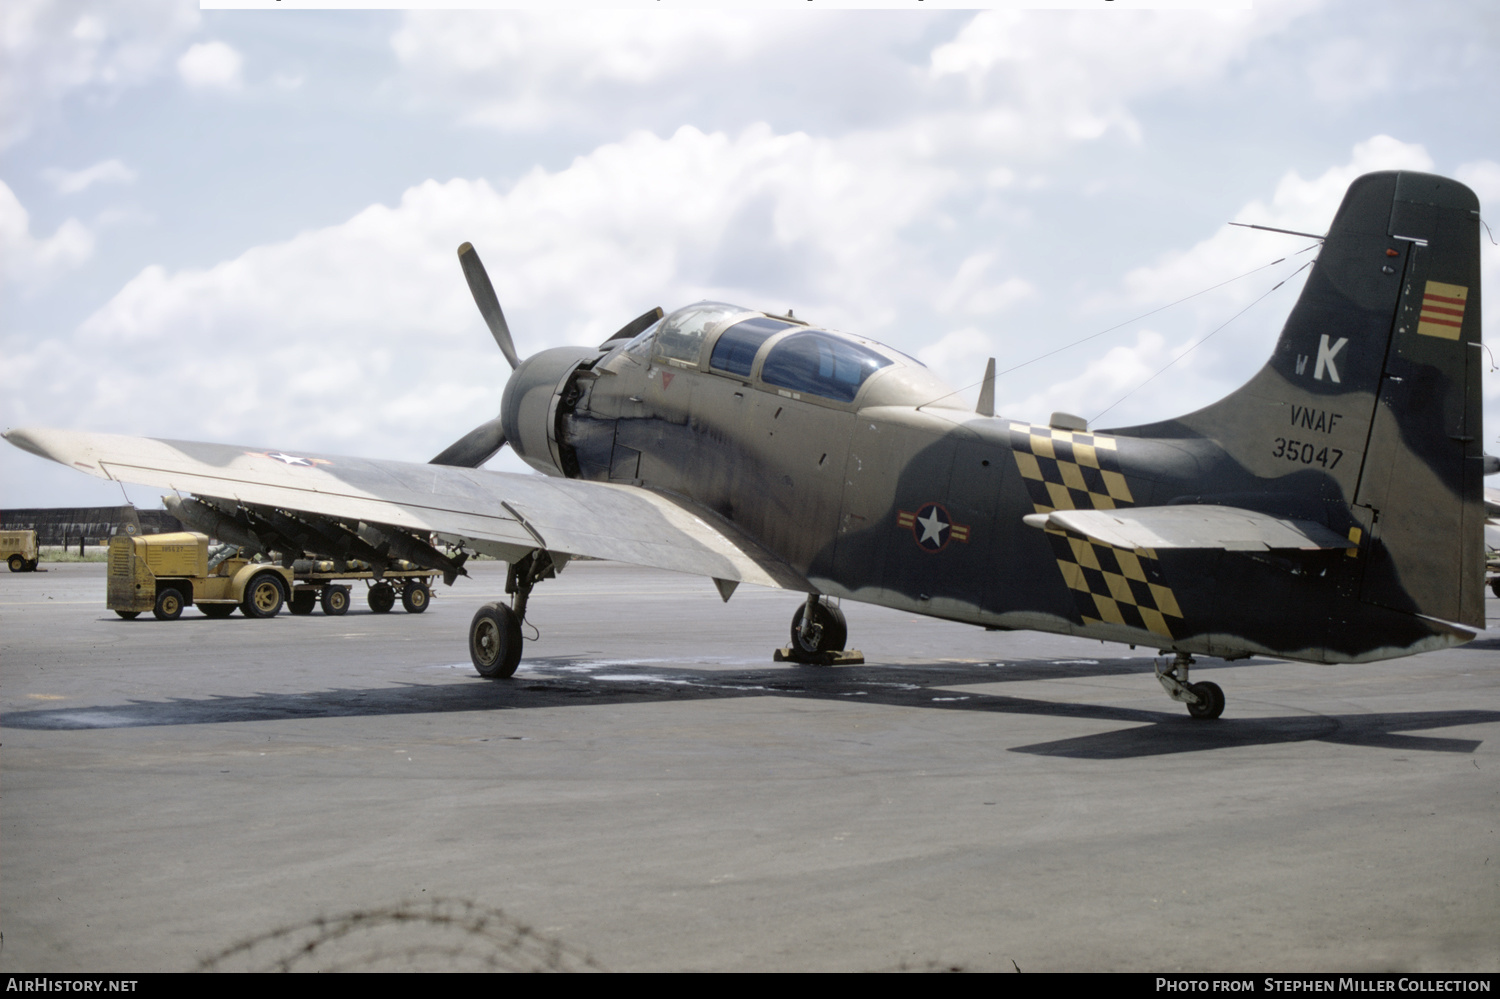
[621,301,917,406]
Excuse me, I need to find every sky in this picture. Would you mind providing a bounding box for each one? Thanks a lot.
[2,0,1498,509]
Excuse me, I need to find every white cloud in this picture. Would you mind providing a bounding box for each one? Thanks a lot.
[42,157,136,195]
[0,179,94,286]
[999,329,1197,429]
[0,0,198,148]
[925,6,1303,155]
[1005,136,1447,429]
[177,40,243,91]
[390,11,778,130]
[1118,136,1434,310]
[26,125,952,461]
[936,252,1034,317]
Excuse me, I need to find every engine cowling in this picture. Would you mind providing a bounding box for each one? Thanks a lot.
[500,347,599,476]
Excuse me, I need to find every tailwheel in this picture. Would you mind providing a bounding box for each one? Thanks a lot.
[470,602,522,679]
[1156,652,1226,720]
[1186,681,1225,720]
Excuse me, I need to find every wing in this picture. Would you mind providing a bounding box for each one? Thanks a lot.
[1023,504,1352,552]
[5,427,808,591]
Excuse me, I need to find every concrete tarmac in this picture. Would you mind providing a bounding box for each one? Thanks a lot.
[2,561,1497,972]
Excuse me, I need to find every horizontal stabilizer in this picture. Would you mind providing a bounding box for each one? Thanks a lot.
[1022,504,1351,552]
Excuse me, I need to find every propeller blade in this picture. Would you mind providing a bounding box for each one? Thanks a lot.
[429,417,507,468]
[598,306,665,348]
[458,242,521,370]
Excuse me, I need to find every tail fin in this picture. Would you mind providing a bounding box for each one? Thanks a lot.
[1123,171,1485,628]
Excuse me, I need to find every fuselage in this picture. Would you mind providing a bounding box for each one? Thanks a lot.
[501,301,1471,665]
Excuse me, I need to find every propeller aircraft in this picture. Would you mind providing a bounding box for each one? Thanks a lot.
[6,170,1486,721]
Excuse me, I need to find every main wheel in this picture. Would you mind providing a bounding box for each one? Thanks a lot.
[241,573,286,618]
[790,599,848,654]
[153,587,185,621]
[368,582,395,613]
[1186,681,1225,720]
[321,585,350,616]
[201,604,236,619]
[289,590,317,615]
[470,602,522,679]
[8,555,24,572]
[401,581,431,614]
[115,610,140,620]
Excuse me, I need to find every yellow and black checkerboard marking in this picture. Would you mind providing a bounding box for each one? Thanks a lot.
[1009,423,1183,640]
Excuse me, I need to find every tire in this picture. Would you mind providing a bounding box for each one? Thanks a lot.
[289,590,317,615]
[321,586,350,616]
[1491,577,1500,599]
[1186,681,1225,720]
[7,555,24,573]
[115,610,140,620]
[790,599,848,654]
[201,604,236,619]
[241,573,286,619]
[401,581,431,614]
[25,559,39,572]
[470,602,522,679]
[153,587,185,621]
[367,582,395,614]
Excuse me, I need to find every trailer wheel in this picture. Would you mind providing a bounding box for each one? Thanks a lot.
[241,573,286,618]
[368,582,395,614]
[321,586,350,616]
[25,559,38,571]
[201,604,236,618]
[153,588,185,621]
[289,590,317,615]
[7,555,24,572]
[402,581,431,613]
[115,610,140,620]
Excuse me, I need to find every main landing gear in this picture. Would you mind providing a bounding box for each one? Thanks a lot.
[469,551,556,680]
[1156,652,1225,720]
[774,594,864,665]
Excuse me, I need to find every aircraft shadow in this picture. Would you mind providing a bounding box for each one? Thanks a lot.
[3,657,1494,759]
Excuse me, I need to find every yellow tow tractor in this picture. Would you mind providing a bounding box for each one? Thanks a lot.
[108,532,293,620]
[107,532,439,620]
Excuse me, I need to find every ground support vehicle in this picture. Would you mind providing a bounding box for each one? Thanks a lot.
[286,559,439,616]
[3,530,40,572]
[108,532,294,620]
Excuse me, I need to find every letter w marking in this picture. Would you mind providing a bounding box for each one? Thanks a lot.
[1314,335,1348,383]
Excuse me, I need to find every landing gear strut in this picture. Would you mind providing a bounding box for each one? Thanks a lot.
[1155,652,1225,720]
[774,594,864,665]
[469,550,557,680]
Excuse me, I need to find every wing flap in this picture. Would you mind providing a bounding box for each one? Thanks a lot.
[6,427,807,590]
[1022,504,1351,552]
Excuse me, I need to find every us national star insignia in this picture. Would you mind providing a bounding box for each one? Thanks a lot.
[897,502,970,552]
[246,451,332,467]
